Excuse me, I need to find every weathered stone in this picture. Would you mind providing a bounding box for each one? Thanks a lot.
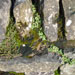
[62,0,75,40]
[60,64,75,75]
[14,0,33,37]
[43,0,59,42]
[64,47,75,59]
[0,0,11,43]
[29,71,54,75]
[0,53,61,75]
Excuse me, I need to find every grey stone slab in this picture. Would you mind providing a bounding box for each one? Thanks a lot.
[0,53,61,75]
[62,0,75,40]
[43,0,59,42]
[0,0,11,43]
[14,0,33,37]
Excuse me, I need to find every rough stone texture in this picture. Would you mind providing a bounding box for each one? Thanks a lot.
[60,64,75,75]
[62,0,75,40]
[0,53,61,75]
[0,0,11,43]
[43,0,59,42]
[64,47,75,59]
[14,0,33,37]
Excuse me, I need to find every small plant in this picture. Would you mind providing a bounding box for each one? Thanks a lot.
[9,71,24,75]
[48,45,63,55]
[70,59,75,65]
[31,5,46,41]
[22,5,47,50]
[48,45,75,65]
[54,69,60,75]
[0,71,24,75]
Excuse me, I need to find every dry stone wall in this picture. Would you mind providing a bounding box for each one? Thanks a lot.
[0,0,75,46]
[0,0,75,75]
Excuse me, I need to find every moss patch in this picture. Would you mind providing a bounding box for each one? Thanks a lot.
[0,5,47,57]
[54,69,60,75]
[0,71,24,75]
[0,18,23,57]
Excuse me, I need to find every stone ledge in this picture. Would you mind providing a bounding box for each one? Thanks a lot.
[0,53,61,75]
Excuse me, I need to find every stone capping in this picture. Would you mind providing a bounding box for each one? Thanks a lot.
[0,53,61,75]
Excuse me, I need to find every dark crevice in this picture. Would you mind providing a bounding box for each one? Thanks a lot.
[58,0,66,40]
[32,0,39,12]
[32,0,66,41]
[38,0,44,29]
[32,0,40,12]
[55,66,61,75]
[10,0,16,22]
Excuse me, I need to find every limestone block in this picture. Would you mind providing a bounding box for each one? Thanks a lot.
[43,0,59,42]
[0,0,11,43]
[62,0,75,40]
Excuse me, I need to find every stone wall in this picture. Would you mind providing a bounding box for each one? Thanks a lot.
[0,0,75,75]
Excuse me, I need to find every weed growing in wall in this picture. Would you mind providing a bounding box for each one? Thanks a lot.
[31,5,46,41]
[48,45,75,65]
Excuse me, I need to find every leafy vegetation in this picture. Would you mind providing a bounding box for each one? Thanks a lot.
[0,18,23,57]
[0,5,47,57]
[0,71,24,75]
[22,5,47,50]
[54,69,60,75]
[31,5,46,41]
[48,45,75,65]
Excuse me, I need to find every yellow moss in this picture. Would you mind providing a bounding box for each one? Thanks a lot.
[9,71,24,75]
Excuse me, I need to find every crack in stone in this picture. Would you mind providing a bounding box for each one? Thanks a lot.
[10,0,16,22]
[58,0,66,40]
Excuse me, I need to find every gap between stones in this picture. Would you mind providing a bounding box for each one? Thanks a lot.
[32,0,44,30]
[1,0,74,74]
[58,0,66,40]
[10,0,16,22]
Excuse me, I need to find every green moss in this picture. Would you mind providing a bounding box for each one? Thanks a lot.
[48,45,75,65]
[9,72,24,75]
[54,69,60,75]
[6,18,24,46]
[0,18,24,57]
[70,59,75,65]
[20,5,47,50]
[0,71,24,75]
[57,19,64,40]
[31,5,46,41]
